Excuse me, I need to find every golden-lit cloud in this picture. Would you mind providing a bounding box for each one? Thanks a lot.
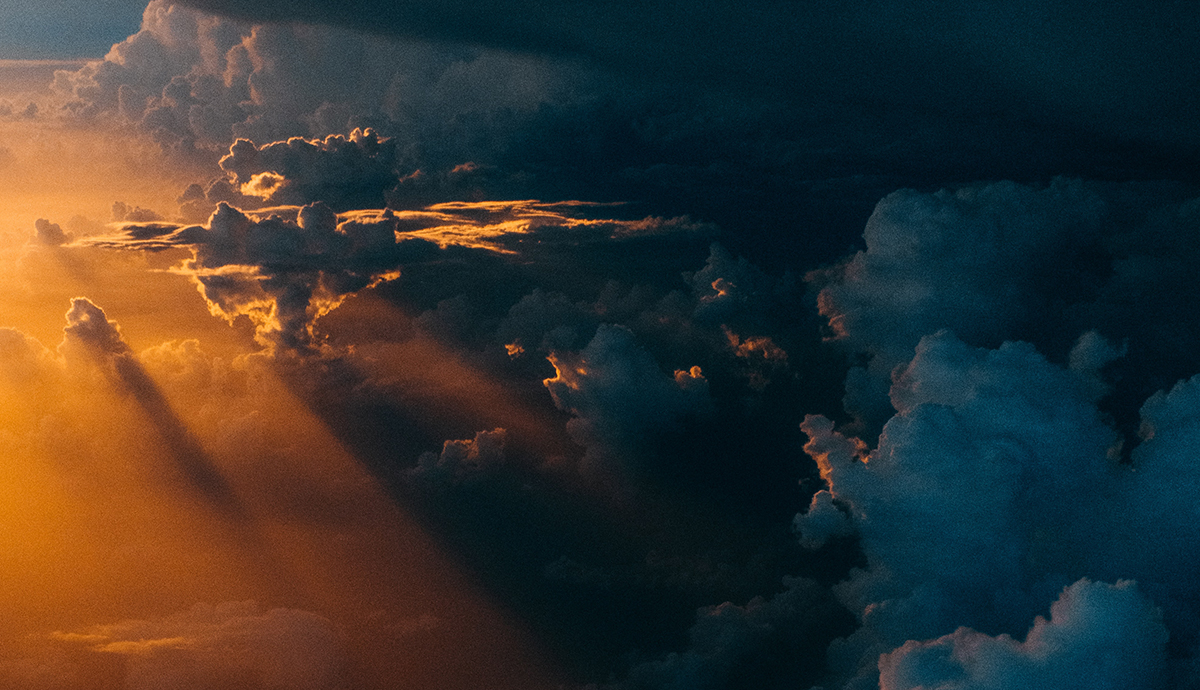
[77,197,710,351]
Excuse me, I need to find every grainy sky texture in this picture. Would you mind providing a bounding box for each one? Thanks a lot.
[1,2,1199,689]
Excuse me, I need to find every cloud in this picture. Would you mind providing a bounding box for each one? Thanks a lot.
[169,0,1200,159]
[878,579,1168,690]
[59,298,240,509]
[81,196,711,352]
[811,179,1200,443]
[33,219,70,245]
[214,128,401,211]
[543,323,710,478]
[409,427,507,483]
[52,0,577,160]
[61,296,131,356]
[615,577,847,690]
[0,326,56,386]
[10,8,1200,686]
[47,601,343,690]
[809,179,1110,429]
[688,242,781,329]
[111,200,163,222]
[795,328,1200,688]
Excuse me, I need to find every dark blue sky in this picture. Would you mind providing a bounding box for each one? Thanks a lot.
[0,1,145,58]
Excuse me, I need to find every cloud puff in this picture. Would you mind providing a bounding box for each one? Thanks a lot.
[543,324,710,478]
[214,128,402,211]
[409,427,507,483]
[811,179,1200,447]
[799,331,1114,613]
[33,219,70,245]
[688,242,782,329]
[878,579,1168,690]
[61,297,132,357]
[48,601,343,690]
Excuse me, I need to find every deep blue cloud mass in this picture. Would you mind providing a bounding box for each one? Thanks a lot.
[11,1,1200,688]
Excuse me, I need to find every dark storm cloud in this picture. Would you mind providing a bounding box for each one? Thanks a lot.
[171,0,1200,154]
[54,1,1199,278]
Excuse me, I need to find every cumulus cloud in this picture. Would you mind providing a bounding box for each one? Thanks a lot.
[82,202,419,350]
[51,0,577,162]
[878,579,1168,690]
[812,179,1200,443]
[543,324,710,478]
[409,427,507,483]
[688,244,781,325]
[793,327,1200,689]
[213,128,401,211]
[33,219,70,245]
[810,179,1110,429]
[61,296,131,357]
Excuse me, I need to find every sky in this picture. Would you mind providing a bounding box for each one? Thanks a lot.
[1,2,1199,689]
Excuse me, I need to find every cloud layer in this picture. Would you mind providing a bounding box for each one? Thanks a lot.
[5,3,1200,690]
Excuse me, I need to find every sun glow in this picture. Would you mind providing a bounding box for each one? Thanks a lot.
[0,65,563,689]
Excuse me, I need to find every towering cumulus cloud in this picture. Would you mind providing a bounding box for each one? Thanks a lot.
[810,180,1109,430]
[794,181,1200,689]
[52,0,576,167]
